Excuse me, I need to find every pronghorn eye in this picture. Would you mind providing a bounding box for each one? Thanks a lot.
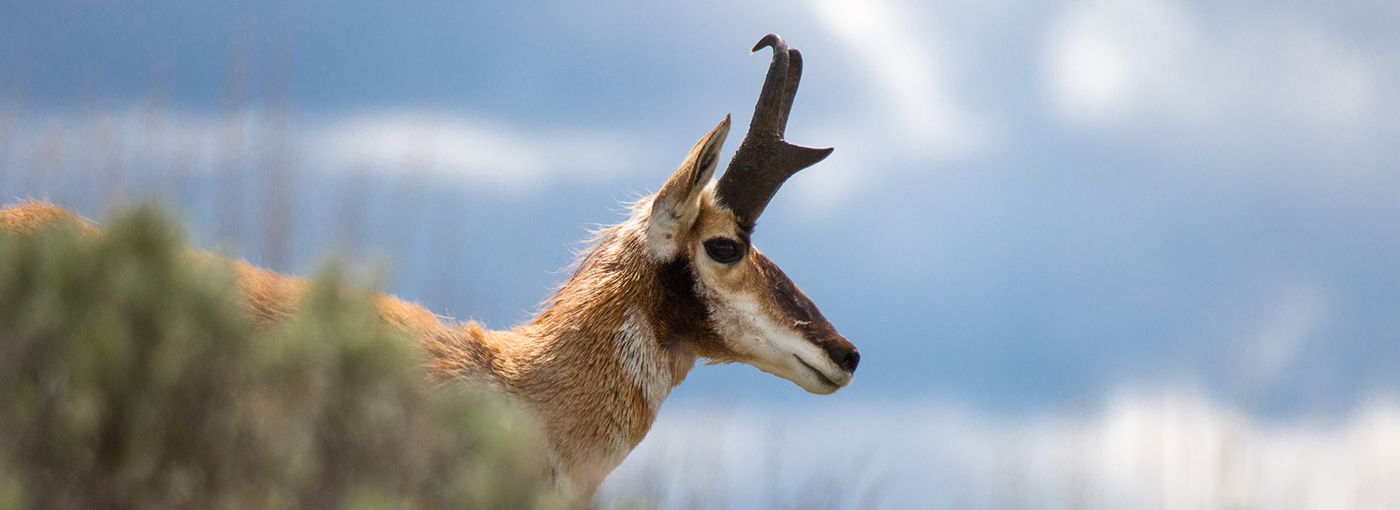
[703,237,745,264]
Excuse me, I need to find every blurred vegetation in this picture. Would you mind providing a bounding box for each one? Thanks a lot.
[0,205,565,510]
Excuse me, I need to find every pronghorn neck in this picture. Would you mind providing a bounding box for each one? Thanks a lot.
[451,206,703,495]
[533,204,709,377]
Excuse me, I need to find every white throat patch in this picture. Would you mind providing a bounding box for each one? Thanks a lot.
[614,312,673,411]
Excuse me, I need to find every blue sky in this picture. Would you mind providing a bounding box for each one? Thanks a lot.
[5,0,1400,420]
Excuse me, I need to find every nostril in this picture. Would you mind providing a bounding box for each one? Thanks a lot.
[841,350,860,373]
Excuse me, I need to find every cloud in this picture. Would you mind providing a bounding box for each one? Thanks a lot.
[1042,0,1392,146]
[602,393,1400,509]
[1043,0,1195,124]
[312,111,640,193]
[806,0,992,157]
[784,0,1000,217]
[1,108,644,195]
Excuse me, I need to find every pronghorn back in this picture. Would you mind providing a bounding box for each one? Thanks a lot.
[0,200,471,367]
[0,200,95,237]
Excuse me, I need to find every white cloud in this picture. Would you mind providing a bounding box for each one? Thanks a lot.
[806,0,992,157]
[1043,0,1391,145]
[602,392,1400,509]
[779,0,1002,218]
[1,108,643,195]
[1043,0,1195,124]
[312,111,640,193]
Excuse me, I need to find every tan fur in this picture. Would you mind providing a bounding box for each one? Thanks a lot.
[0,117,857,499]
[0,199,99,236]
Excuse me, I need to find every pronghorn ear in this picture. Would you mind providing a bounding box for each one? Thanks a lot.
[647,116,730,259]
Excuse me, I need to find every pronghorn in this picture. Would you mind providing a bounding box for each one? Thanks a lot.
[0,34,859,499]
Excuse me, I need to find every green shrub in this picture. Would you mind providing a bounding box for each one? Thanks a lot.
[0,205,563,510]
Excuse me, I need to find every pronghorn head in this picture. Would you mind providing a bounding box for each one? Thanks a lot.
[643,34,859,394]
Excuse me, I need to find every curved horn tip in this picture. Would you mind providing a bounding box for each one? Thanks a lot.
[751,33,786,54]
[791,145,835,169]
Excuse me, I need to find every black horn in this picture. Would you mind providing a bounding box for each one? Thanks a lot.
[715,34,833,228]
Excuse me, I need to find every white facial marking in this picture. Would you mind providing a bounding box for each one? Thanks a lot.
[614,311,673,411]
[703,286,851,394]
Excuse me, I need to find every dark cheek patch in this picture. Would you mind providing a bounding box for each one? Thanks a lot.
[654,256,730,358]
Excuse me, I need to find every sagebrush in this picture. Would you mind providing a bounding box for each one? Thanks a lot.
[0,205,564,510]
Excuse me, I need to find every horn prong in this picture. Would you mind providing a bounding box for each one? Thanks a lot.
[780,143,833,170]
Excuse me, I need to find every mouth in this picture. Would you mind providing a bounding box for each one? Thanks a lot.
[794,355,842,390]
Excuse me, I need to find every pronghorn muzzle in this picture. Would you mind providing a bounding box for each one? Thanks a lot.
[754,253,860,376]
